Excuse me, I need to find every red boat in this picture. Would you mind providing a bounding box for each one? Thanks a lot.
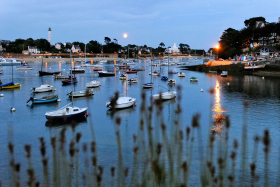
[119,66,130,69]
[92,69,102,71]
[126,71,137,74]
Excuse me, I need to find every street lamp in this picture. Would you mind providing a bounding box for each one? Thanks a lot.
[216,45,220,60]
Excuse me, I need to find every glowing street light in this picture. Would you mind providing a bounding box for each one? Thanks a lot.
[216,45,220,60]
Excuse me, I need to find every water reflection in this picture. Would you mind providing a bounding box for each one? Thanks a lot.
[211,80,227,140]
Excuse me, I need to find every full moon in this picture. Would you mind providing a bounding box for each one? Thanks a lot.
[123,33,128,38]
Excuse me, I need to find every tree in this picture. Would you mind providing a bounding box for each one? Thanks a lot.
[104,37,111,45]
[113,38,118,44]
[179,43,190,54]
[244,17,266,28]
[159,42,165,48]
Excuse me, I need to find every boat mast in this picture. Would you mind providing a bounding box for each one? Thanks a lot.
[85,40,86,63]
[12,57,13,82]
[168,51,170,75]
[70,52,74,107]
[41,55,43,72]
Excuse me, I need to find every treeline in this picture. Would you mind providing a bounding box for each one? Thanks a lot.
[2,37,193,56]
[217,17,280,59]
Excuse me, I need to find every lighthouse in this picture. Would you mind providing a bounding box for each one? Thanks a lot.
[48,27,51,45]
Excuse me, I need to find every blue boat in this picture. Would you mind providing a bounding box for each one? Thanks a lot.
[0,81,14,87]
[161,76,168,81]
[168,70,178,74]
[27,95,59,104]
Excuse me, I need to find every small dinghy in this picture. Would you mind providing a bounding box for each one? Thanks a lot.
[86,80,101,88]
[149,71,160,76]
[221,71,228,77]
[127,78,138,84]
[92,68,102,71]
[67,89,94,98]
[32,84,55,93]
[168,79,176,85]
[0,70,3,74]
[126,70,137,74]
[168,70,178,74]
[81,63,95,67]
[27,94,58,104]
[16,65,33,70]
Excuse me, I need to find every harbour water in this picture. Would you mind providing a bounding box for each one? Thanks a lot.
[0,58,280,185]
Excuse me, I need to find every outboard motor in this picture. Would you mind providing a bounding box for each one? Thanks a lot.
[26,97,34,103]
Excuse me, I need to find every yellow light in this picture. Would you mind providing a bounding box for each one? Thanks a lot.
[123,33,128,38]
[216,45,220,49]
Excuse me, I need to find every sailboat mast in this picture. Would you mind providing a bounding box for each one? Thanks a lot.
[12,57,13,82]
[41,55,43,72]
[168,51,170,73]
[70,52,74,107]
[85,40,86,63]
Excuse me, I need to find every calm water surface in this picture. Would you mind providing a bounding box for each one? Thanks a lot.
[0,59,280,185]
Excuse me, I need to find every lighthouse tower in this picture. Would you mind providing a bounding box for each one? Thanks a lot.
[48,27,51,45]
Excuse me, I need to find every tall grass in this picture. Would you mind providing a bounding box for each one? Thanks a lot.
[4,87,275,187]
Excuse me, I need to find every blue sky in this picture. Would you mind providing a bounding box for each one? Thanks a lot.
[1,0,279,50]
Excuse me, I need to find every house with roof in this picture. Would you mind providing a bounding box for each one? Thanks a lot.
[55,43,62,50]
[254,46,279,56]
[71,45,81,53]
[28,46,40,54]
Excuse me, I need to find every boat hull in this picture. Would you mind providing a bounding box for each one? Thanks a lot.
[98,72,115,77]
[1,83,20,89]
[45,108,87,120]
[0,63,21,66]
[33,97,58,104]
[153,91,177,100]
[39,71,61,76]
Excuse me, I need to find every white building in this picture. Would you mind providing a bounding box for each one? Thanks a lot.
[0,45,5,51]
[71,45,81,53]
[165,43,181,54]
[55,43,62,50]
[28,46,40,54]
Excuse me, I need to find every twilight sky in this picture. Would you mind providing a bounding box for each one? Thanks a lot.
[1,0,279,50]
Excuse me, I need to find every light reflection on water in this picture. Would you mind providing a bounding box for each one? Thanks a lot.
[211,80,227,141]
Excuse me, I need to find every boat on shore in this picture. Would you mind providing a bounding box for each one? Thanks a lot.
[27,94,58,104]
[244,64,265,70]
[221,71,228,77]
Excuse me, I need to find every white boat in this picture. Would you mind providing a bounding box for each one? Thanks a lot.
[153,91,177,100]
[16,66,33,70]
[149,71,160,76]
[178,72,185,77]
[53,73,70,79]
[0,70,3,74]
[81,63,95,67]
[93,64,103,68]
[86,80,101,88]
[70,66,85,73]
[161,62,169,66]
[67,89,94,98]
[167,79,176,85]
[45,103,88,120]
[99,59,107,63]
[127,78,138,84]
[32,84,55,93]
[106,96,136,109]
[221,71,228,77]
[244,64,265,70]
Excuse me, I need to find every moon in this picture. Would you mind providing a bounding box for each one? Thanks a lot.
[123,33,128,38]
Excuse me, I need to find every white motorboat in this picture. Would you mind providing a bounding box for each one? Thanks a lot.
[167,79,176,85]
[45,103,88,120]
[178,72,185,77]
[106,96,136,109]
[244,64,265,70]
[86,80,101,88]
[143,83,153,88]
[16,66,33,70]
[127,78,138,84]
[221,71,228,77]
[32,84,55,93]
[153,91,177,100]
[67,89,94,98]
[0,70,3,74]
